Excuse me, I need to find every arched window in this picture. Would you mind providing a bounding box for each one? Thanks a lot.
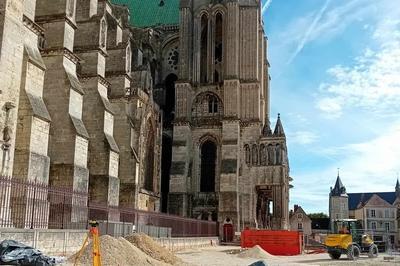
[193,92,222,118]
[144,124,155,191]
[276,144,281,165]
[214,12,223,83]
[260,144,267,166]
[268,144,275,165]
[126,45,131,73]
[200,14,208,83]
[200,140,217,192]
[100,19,107,48]
[244,145,251,166]
[252,144,258,165]
[208,95,218,113]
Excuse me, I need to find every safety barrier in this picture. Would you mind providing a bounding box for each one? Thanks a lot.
[241,230,303,255]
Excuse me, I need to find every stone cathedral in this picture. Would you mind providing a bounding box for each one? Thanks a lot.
[0,0,291,231]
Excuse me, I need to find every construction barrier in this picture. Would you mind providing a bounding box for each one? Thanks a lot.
[241,230,303,256]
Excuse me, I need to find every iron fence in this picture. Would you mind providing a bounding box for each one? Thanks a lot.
[0,176,218,237]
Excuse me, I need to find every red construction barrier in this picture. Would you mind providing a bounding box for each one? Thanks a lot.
[241,230,303,256]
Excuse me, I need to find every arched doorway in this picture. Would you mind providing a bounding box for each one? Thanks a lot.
[200,140,217,192]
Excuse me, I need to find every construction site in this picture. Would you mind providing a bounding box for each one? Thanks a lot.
[1,0,400,265]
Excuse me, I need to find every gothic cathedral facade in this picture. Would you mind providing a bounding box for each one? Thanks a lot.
[166,0,291,231]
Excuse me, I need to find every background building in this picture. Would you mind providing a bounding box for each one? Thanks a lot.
[289,205,312,244]
[329,175,400,247]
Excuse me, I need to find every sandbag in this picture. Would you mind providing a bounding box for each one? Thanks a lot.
[0,240,55,266]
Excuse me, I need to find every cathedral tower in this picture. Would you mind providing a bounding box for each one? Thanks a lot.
[168,0,290,233]
[329,172,349,228]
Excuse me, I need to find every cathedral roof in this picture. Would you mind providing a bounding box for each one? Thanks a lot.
[111,0,179,28]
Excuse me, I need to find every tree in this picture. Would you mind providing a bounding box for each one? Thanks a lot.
[307,212,328,218]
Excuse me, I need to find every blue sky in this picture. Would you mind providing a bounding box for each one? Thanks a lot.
[262,0,400,214]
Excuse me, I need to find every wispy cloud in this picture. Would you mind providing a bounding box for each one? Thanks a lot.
[262,0,273,15]
[288,131,319,145]
[292,121,400,212]
[286,0,331,64]
[316,18,400,118]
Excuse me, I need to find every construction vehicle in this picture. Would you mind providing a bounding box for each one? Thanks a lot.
[324,219,378,260]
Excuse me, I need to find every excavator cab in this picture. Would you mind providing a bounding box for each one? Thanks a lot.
[325,219,378,260]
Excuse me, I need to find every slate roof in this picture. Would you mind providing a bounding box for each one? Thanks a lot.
[111,0,179,28]
[348,192,397,210]
[330,175,347,197]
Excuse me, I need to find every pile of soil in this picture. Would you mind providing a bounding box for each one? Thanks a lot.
[125,233,182,265]
[70,235,166,266]
[237,245,275,259]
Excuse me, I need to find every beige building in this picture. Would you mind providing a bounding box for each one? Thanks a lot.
[289,205,312,243]
[353,194,398,245]
[329,176,400,246]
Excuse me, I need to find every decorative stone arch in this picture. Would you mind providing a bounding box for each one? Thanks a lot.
[260,144,268,166]
[275,143,281,165]
[192,91,223,118]
[161,36,180,80]
[196,9,211,19]
[267,143,275,165]
[139,109,158,192]
[211,5,227,16]
[252,144,258,166]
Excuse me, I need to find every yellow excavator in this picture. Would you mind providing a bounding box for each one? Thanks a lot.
[324,219,378,260]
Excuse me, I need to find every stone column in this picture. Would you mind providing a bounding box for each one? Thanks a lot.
[36,0,90,228]
[219,120,240,234]
[169,124,191,216]
[0,0,25,177]
[178,1,192,81]
[10,0,52,229]
[74,6,120,221]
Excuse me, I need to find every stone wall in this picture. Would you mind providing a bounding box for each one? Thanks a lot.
[0,228,87,256]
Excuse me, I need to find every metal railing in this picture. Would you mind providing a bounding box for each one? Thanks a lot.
[0,176,218,237]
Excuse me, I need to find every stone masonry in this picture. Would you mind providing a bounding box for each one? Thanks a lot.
[0,0,163,227]
[165,0,291,234]
[0,0,290,232]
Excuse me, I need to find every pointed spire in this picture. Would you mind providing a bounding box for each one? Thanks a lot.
[330,170,347,197]
[273,113,285,137]
[396,175,400,197]
[262,121,272,136]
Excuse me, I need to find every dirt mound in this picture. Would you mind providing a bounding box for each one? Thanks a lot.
[237,245,275,259]
[70,235,167,266]
[125,233,182,265]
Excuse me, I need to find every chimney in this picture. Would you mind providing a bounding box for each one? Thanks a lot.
[294,205,299,212]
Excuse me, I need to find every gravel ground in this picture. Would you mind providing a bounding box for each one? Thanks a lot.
[176,246,400,266]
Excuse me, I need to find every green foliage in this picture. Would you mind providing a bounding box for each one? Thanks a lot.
[308,212,328,218]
